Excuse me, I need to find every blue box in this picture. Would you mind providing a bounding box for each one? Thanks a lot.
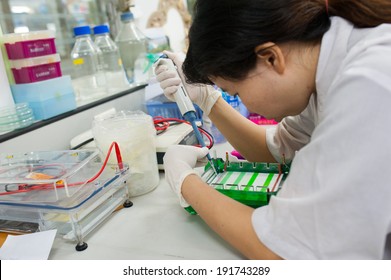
[11,75,76,120]
[145,94,203,121]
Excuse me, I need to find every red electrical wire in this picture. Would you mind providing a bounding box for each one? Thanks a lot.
[152,116,214,149]
[85,141,124,182]
[0,142,124,196]
[153,116,170,132]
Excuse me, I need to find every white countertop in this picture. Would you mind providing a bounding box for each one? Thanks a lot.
[49,142,244,260]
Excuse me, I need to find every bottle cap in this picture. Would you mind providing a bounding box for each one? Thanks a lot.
[74,26,91,36]
[120,12,134,21]
[93,25,110,35]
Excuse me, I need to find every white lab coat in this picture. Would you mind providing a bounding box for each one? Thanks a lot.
[252,17,391,259]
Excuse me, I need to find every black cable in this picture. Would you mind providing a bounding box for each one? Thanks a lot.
[70,138,94,150]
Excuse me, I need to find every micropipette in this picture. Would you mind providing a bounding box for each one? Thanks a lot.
[154,54,217,175]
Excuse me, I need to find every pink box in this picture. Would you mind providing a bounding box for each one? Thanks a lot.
[248,113,278,125]
[3,31,57,59]
[10,54,62,84]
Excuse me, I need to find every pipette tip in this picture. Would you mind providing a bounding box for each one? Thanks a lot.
[210,161,218,175]
[206,155,218,175]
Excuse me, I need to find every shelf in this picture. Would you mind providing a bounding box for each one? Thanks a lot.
[0,84,148,154]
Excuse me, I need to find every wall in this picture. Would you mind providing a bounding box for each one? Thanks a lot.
[134,0,189,52]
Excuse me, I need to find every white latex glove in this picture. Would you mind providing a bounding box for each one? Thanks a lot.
[163,145,209,207]
[154,51,221,116]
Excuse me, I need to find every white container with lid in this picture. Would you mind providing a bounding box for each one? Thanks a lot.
[92,110,159,197]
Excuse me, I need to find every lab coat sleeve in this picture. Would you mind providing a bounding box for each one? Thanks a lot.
[266,94,317,163]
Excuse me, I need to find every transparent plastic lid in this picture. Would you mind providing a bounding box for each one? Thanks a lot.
[0,149,130,210]
[0,150,98,204]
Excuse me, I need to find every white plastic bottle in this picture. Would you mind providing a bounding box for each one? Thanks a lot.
[93,25,129,94]
[70,25,106,104]
[115,12,148,84]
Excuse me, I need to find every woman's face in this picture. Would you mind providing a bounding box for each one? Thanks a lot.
[212,44,318,121]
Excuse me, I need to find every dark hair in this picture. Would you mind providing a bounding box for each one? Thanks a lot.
[183,0,391,85]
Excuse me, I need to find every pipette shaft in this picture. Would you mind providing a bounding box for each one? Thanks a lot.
[185,111,217,175]
[154,55,217,174]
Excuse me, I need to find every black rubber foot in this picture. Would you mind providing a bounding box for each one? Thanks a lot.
[75,242,88,251]
[123,200,133,208]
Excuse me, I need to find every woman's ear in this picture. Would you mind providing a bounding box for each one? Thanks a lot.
[255,43,285,74]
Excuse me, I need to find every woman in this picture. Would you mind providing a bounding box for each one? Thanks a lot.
[155,0,391,259]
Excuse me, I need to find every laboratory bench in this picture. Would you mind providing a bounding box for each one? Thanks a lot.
[49,175,243,260]
[48,142,245,260]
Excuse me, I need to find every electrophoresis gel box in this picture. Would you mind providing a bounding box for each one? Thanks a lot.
[0,149,132,251]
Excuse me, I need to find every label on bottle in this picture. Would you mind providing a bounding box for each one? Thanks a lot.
[73,58,84,65]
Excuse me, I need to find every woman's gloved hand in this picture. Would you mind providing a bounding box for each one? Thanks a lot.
[154,51,221,116]
[163,145,209,207]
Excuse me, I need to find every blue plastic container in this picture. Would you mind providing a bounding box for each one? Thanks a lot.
[145,94,203,121]
[11,75,76,120]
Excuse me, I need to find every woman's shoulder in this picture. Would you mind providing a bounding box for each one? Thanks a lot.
[318,17,391,94]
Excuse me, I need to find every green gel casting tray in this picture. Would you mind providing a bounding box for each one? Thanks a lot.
[184,158,290,215]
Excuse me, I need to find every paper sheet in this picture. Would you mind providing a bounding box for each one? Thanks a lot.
[0,229,57,260]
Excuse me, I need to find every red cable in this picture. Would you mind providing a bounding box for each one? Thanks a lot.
[152,116,214,149]
[86,141,124,183]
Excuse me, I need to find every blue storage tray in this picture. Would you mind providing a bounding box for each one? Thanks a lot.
[11,75,76,120]
[145,94,203,121]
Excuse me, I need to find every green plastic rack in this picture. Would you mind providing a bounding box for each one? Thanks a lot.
[185,158,290,215]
